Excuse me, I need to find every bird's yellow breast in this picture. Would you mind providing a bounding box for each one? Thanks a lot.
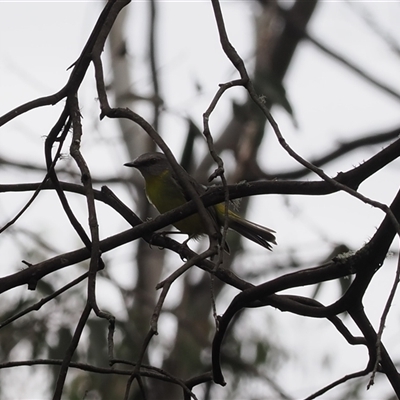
[144,170,205,235]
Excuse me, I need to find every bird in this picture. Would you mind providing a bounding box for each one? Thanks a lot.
[124,152,276,251]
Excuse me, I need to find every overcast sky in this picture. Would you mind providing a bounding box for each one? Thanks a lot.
[1,1,400,398]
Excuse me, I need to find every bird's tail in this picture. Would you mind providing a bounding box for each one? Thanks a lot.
[227,211,276,251]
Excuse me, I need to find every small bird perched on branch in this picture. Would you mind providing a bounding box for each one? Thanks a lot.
[124,152,276,251]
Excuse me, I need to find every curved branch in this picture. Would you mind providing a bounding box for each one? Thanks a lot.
[0,0,130,128]
[0,359,197,398]
[212,184,400,386]
[269,127,400,180]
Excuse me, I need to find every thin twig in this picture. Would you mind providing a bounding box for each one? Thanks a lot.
[0,273,88,329]
[305,369,371,400]
[52,303,92,400]
[152,248,216,331]
[368,245,400,388]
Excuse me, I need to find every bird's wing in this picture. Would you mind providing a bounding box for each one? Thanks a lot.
[171,168,228,247]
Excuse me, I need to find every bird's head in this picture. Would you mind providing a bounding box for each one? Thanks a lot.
[124,152,171,179]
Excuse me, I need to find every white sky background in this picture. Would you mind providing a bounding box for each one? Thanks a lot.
[1,1,400,399]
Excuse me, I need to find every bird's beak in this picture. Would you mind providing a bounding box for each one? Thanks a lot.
[124,161,136,168]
